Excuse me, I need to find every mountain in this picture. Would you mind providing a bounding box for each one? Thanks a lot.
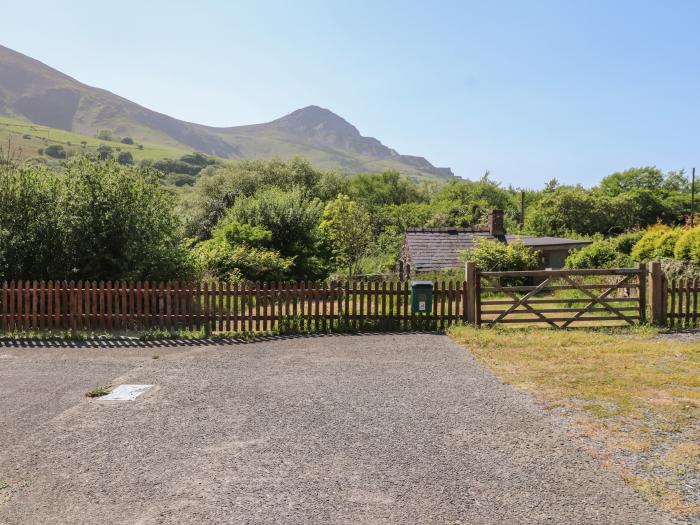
[0,44,453,180]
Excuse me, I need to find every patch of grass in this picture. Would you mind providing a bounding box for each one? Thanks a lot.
[85,386,112,398]
[0,480,8,490]
[449,324,700,518]
[151,354,160,360]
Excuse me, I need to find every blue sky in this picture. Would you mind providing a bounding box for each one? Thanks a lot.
[3,1,699,187]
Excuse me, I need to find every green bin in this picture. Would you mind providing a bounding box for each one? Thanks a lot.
[411,280,433,313]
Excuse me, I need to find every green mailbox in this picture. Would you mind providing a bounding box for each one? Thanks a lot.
[411,280,433,313]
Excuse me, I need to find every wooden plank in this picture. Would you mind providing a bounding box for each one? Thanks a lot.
[481,306,640,315]
[480,283,639,292]
[638,263,647,324]
[225,282,231,332]
[685,278,691,327]
[232,282,238,332]
[38,280,45,330]
[1,281,7,331]
[481,297,639,305]
[47,281,54,331]
[30,280,38,330]
[669,279,676,329]
[120,281,127,331]
[314,282,320,331]
[359,281,365,329]
[492,316,640,324]
[85,281,91,331]
[23,280,30,330]
[479,268,643,277]
[260,282,267,332]
[693,278,698,327]
[9,280,16,330]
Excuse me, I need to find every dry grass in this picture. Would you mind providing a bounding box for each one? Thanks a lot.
[449,325,700,518]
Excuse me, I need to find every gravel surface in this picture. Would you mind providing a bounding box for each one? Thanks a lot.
[0,334,669,524]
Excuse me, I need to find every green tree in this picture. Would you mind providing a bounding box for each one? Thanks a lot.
[44,144,66,159]
[319,194,372,278]
[96,144,113,160]
[565,240,632,269]
[117,151,134,165]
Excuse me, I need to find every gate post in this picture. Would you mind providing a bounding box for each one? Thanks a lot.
[464,261,477,325]
[638,262,647,324]
[649,261,666,326]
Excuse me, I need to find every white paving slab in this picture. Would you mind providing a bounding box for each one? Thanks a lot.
[100,384,153,401]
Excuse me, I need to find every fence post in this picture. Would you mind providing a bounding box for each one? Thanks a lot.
[649,261,665,326]
[465,261,476,324]
[638,262,647,324]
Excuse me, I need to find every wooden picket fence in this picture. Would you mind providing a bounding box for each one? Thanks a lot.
[0,280,467,334]
[0,263,697,334]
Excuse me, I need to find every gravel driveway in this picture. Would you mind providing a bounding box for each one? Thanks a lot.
[0,334,668,524]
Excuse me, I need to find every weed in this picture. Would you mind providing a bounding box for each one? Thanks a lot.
[85,385,112,398]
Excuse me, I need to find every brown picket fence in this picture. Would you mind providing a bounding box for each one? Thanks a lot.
[665,278,699,328]
[0,280,468,334]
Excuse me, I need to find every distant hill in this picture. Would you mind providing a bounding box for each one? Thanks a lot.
[0,44,453,180]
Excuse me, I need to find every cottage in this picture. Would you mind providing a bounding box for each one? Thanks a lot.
[399,210,590,277]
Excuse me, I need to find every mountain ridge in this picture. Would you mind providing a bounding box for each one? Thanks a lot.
[0,44,453,179]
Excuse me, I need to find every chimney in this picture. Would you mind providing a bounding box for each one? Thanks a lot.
[488,209,506,239]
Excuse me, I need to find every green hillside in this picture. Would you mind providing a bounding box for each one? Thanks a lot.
[0,116,189,162]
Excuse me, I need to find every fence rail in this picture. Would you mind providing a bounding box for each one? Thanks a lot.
[0,280,467,334]
[0,263,696,334]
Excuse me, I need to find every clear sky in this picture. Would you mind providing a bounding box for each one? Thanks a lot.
[3,1,699,187]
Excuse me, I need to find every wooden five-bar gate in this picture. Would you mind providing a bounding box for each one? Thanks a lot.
[465,264,647,328]
[0,263,697,334]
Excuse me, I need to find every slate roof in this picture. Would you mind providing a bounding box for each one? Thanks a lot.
[403,228,591,272]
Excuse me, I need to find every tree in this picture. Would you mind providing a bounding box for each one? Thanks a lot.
[44,144,66,159]
[598,166,665,196]
[117,151,134,165]
[319,194,372,278]
[121,137,134,145]
[96,144,113,160]
[97,129,113,141]
[58,158,191,280]
[191,217,293,282]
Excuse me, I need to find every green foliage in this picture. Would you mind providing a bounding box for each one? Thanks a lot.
[97,129,113,141]
[44,144,66,159]
[120,137,134,145]
[0,158,192,281]
[348,171,426,208]
[630,225,671,261]
[612,230,644,255]
[565,240,632,269]
[231,186,325,279]
[673,226,700,264]
[191,238,292,282]
[525,187,615,236]
[96,144,113,160]
[652,228,684,258]
[319,194,373,278]
[461,238,539,272]
[117,151,134,165]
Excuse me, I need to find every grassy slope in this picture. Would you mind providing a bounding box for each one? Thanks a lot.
[450,325,700,519]
[0,116,442,181]
[0,116,190,162]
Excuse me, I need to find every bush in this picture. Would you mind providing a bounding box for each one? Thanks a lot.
[117,151,134,165]
[653,228,683,258]
[630,225,670,261]
[565,240,632,269]
[96,144,113,160]
[674,226,700,264]
[612,230,644,255]
[121,137,134,145]
[97,129,112,141]
[44,144,66,159]
[461,238,539,272]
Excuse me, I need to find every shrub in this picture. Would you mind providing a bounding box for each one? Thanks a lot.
[117,151,134,165]
[96,144,113,160]
[97,129,112,141]
[613,230,644,255]
[44,144,66,159]
[565,240,633,269]
[653,228,683,258]
[630,225,670,261]
[460,237,539,272]
[121,137,134,145]
[674,226,700,264]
